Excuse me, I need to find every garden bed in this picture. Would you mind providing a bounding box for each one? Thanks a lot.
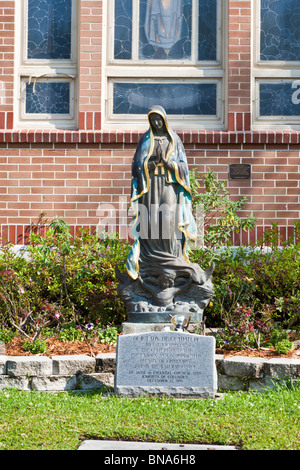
[4,335,117,357]
[3,333,299,359]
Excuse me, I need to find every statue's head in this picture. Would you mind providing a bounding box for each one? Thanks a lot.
[149,113,165,133]
[148,105,169,136]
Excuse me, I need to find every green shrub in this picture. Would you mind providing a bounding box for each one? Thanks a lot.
[189,168,256,248]
[0,216,130,338]
[22,339,47,354]
[0,329,15,344]
[274,339,293,355]
[57,325,85,342]
[26,218,129,327]
[191,240,300,331]
[97,326,118,345]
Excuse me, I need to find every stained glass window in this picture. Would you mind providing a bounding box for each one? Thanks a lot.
[25,82,70,114]
[259,82,300,116]
[198,0,217,61]
[114,0,133,60]
[108,0,224,127]
[139,0,192,60]
[27,0,72,60]
[113,82,217,115]
[260,0,300,61]
[113,0,219,62]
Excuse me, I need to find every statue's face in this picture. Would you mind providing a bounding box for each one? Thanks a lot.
[159,274,174,289]
[150,113,164,132]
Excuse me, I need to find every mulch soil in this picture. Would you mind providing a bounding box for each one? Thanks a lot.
[4,335,117,357]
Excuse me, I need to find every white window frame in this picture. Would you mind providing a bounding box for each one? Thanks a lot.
[103,0,227,131]
[252,0,300,130]
[14,0,78,129]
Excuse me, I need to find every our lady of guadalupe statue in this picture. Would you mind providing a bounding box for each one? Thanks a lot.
[116,106,214,323]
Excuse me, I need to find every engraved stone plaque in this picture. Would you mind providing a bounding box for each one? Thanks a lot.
[114,331,217,398]
[229,164,251,180]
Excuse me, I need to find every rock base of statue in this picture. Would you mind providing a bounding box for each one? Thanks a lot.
[116,266,214,325]
[121,322,202,335]
[122,322,174,335]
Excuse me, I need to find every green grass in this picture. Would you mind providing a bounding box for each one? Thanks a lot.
[0,382,299,450]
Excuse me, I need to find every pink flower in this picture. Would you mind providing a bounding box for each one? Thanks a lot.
[54,312,60,319]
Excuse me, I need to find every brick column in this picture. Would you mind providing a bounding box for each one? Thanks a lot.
[227,0,251,131]
[78,0,102,130]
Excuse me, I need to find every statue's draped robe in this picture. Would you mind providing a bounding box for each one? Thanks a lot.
[126,106,202,283]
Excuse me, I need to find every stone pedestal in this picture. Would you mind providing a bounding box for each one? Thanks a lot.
[122,322,200,335]
[122,322,174,335]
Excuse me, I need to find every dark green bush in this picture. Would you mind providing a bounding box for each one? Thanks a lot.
[0,217,129,338]
[191,239,300,332]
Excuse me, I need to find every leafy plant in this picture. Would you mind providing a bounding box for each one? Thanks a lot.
[189,168,256,248]
[0,328,15,344]
[211,304,271,351]
[97,326,118,345]
[26,216,129,327]
[58,325,85,343]
[274,339,293,355]
[22,339,47,354]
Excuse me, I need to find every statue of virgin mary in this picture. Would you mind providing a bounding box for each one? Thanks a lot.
[116,106,214,323]
[126,106,205,284]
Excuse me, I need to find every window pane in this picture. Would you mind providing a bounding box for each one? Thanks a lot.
[139,0,192,60]
[113,82,217,115]
[198,0,217,61]
[260,0,300,61]
[114,0,133,59]
[259,82,300,116]
[27,0,72,60]
[26,82,70,114]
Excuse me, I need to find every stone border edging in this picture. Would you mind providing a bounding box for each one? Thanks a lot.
[0,353,299,393]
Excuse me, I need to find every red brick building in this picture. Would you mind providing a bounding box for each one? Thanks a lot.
[0,0,299,245]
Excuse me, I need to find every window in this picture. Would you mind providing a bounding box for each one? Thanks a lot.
[104,0,226,130]
[253,0,300,129]
[15,0,78,129]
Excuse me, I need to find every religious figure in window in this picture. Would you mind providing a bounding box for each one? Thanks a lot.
[144,0,183,51]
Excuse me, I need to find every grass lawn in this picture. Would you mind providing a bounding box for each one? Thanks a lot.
[0,381,299,451]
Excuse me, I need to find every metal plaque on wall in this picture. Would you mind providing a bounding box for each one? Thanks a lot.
[229,164,251,180]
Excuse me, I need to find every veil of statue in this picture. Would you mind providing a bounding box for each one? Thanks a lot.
[116,106,214,324]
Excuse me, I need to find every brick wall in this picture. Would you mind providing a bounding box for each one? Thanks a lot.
[0,1,299,246]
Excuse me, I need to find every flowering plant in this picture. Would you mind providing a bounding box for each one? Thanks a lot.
[212,304,271,351]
